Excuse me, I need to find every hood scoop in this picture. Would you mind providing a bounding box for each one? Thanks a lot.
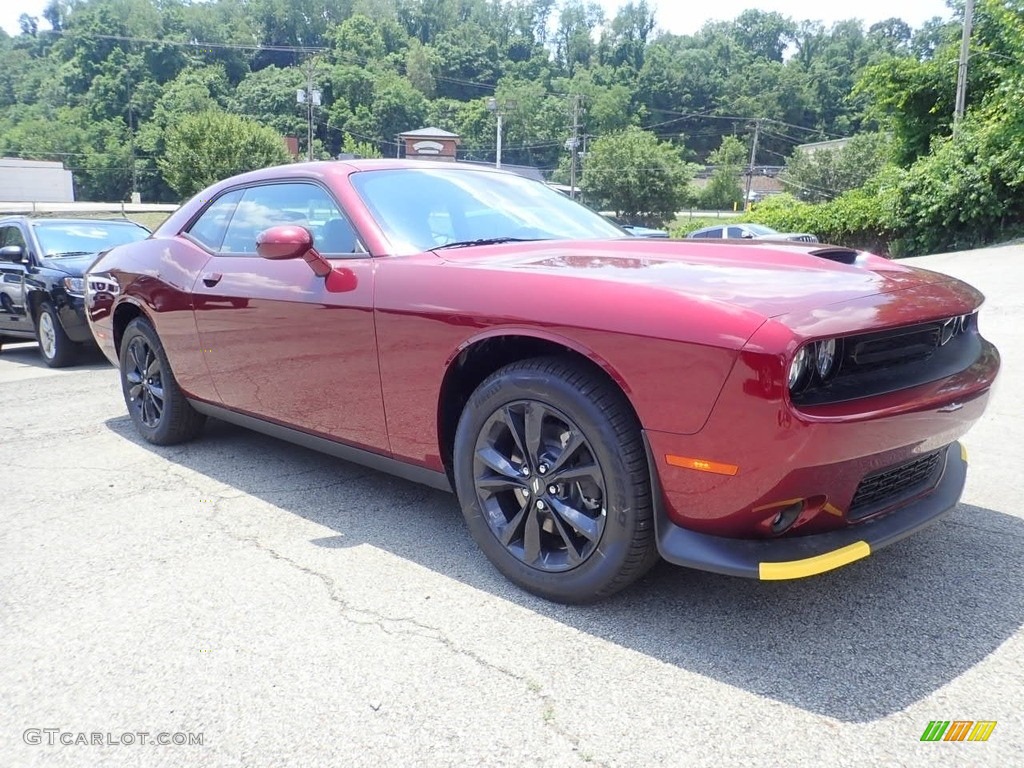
[808,247,861,264]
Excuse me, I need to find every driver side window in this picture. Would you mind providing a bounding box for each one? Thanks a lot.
[220,182,361,257]
[0,225,26,249]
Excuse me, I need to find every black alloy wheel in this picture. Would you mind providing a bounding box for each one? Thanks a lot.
[124,334,165,429]
[119,317,205,445]
[473,399,607,572]
[454,356,659,603]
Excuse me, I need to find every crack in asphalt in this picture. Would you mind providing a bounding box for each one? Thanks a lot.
[197,490,605,766]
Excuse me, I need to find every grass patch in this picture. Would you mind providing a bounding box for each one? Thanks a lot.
[127,211,175,231]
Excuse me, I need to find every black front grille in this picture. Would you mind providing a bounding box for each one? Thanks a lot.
[848,449,944,521]
[847,324,943,371]
[790,314,979,407]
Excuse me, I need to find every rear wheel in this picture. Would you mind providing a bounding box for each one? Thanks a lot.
[119,317,205,445]
[36,302,79,368]
[453,356,658,603]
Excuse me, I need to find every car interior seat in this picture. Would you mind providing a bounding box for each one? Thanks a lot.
[319,218,357,254]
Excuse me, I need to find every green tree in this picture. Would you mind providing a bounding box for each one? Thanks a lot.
[581,126,693,225]
[780,133,895,202]
[432,23,502,99]
[599,1,655,72]
[555,1,604,75]
[701,135,746,210]
[341,133,382,158]
[136,66,231,201]
[228,65,308,139]
[159,110,290,197]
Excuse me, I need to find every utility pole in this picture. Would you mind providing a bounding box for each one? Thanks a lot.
[496,110,503,168]
[568,94,582,199]
[487,98,516,169]
[744,119,761,211]
[128,92,139,203]
[580,133,589,206]
[296,56,321,161]
[954,0,975,131]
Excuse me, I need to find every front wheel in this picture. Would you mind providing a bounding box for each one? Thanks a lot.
[453,357,658,603]
[119,317,205,445]
[36,302,79,368]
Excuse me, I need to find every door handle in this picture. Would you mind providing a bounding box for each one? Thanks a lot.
[201,272,223,287]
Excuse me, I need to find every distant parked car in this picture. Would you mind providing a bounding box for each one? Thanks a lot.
[604,216,670,239]
[687,223,818,243]
[0,216,150,366]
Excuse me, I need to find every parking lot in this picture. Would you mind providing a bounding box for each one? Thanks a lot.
[2,244,1022,767]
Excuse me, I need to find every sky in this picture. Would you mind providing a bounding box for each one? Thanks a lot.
[1,0,954,40]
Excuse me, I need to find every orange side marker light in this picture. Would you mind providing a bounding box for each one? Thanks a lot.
[665,455,739,476]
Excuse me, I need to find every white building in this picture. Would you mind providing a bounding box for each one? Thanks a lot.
[0,158,75,202]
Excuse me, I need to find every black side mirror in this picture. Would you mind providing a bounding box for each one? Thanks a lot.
[0,245,25,262]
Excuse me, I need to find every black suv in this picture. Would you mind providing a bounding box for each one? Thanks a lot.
[0,216,150,366]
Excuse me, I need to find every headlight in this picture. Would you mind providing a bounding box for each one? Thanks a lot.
[86,273,120,297]
[788,347,811,390]
[62,277,86,296]
[814,338,838,378]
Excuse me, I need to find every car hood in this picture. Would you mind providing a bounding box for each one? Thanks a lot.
[43,254,100,276]
[436,239,962,319]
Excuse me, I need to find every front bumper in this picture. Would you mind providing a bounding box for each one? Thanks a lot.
[649,439,966,580]
[57,295,95,344]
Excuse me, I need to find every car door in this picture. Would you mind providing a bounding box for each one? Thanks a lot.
[189,180,388,454]
[0,223,32,335]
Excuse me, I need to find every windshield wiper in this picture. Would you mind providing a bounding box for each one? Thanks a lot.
[432,237,543,250]
[48,251,94,258]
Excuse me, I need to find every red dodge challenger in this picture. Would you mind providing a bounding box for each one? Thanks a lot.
[85,160,999,602]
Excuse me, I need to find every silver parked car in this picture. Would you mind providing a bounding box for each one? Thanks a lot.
[686,223,818,243]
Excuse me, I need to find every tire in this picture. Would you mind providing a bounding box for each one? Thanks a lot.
[453,356,659,603]
[119,316,205,445]
[36,302,79,368]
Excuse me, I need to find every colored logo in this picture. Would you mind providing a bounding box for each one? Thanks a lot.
[920,721,997,742]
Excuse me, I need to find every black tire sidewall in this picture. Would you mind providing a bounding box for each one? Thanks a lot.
[119,317,197,445]
[454,363,650,603]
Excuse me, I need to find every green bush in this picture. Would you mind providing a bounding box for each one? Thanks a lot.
[668,216,739,239]
[746,186,899,255]
[890,117,1024,255]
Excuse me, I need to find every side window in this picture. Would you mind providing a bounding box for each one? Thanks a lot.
[186,190,244,251]
[0,225,26,248]
[694,229,721,239]
[220,182,360,257]
[726,226,744,238]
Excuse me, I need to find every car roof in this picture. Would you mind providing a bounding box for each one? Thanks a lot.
[203,158,539,189]
[0,215,147,227]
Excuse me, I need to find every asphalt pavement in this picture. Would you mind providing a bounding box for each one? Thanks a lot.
[1,244,1022,767]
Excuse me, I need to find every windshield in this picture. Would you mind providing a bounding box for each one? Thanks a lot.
[351,168,625,255]
[744,224,778,236]
[32,221,150,257]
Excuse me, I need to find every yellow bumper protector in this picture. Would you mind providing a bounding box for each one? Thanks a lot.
[759,541,871,580]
